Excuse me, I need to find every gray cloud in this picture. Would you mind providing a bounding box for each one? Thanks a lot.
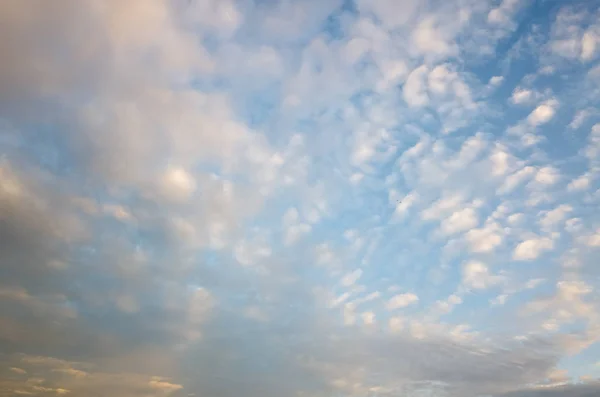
[498,382,600,397]
[0,160,86,293]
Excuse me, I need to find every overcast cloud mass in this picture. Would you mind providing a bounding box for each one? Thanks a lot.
[1,0,600,396]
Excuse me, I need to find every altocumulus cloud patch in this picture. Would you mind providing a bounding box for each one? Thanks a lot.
[1,0,600,396]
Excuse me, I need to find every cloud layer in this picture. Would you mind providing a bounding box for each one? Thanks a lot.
[1,1,600,396]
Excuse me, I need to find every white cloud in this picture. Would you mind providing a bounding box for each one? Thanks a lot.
[388,316,404,333]
[525,278,546,289]
[361,311,376,325]
[330,292,351,308]
[491,294,508,306]
[149,379,184,392]
[534,166,560,185]
[449,133,487,169]
[433,294,463,315]
[387,293,419,310]
[526,191,552,207]
[440,207,479,236]
[285,223,311,246]
[507,213,524,225]
[520,132,544,148]
[510,88,534,105]
[159,167,197,202]
[342,37,370,65]
[548,7,600,64]
[568,174,591,191]
[234,234,272,266]
[489,75,504,86]
[487,0,522,26]
[580,228,600,247]
[422,193,465,221]
[349,173,364,184]
[462,261,500,290]
[375,60,409,92]
[498,166,535,194]
[539,204,573,230]
[513,237,555,261]
[487,8,507,25]
[584,123,600,164]
[393,192,418,218]
[341,269,363,287]
[355,0,419,29]
[525,279,596,344]
[184,0,243,38]
[428,64,453,95]
[282,207,312,246]
[411,17,457,58]
[565,218,583,234]
[490,203,511,220]
[9,367,26,375]
[466,221,504,253]
[403,65,429,107]
[490,146,514,176]
[548,8,587,60]
[581,31,598,61]
[569,108,593,129]
[527,100,559,126]
[448,293,462,305]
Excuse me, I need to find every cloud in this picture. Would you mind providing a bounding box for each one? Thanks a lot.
[422,193,466,221]
[282,207,312,246]
[489,75,505,86]
[498,381,600,397]
[387,293,419,310]
[466,221,505,253]
[1,1,600,396]
[341,269,363,287]
[403,65,430,107]
[498,166,536,194]
[411,17,457,59]
[440,207,479,235]
[462,261,501,290]
[535,167,560,185]
[511,87,535,105]
[581,31,598,61]
[579,228,600,247]
[487,0,525,26]
[585,123,600,164]
[513,237,555,261]
[567,174,591,191]
[490,145,516,176]
[547,6,600,63]
[158,167,197,203]
[527,100,559,126]
[393,192,419,218]
[0,353,184,397]
[234,232,272,267]
[568,108,594,129]
[0,161,87,295]
[539,204,573,231]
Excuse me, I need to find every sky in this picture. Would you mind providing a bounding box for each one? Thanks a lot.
[1,0,600,396]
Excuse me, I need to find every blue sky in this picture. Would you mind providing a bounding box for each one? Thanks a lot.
[1,0,600,396]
